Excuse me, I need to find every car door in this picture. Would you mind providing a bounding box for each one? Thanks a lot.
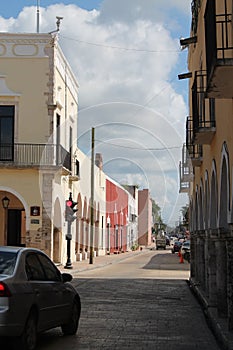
[37,253,74,324]
[25,253,61,331]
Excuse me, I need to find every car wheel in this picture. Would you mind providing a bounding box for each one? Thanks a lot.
[19,310,37,350]
[61,298,81,335]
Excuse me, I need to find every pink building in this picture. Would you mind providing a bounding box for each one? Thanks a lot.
[138,189,152,246]
[106,178,128,253]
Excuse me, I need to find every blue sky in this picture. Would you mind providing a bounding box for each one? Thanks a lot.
[0,1,101,18]
[0,1,191,226]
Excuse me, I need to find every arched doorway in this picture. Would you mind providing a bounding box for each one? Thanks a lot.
[0,191,26,246]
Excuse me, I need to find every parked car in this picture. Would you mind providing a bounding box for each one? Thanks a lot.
[0,246,81,350]
[171,240,182,254]
[181,240,190,262]
[165,235,170,246]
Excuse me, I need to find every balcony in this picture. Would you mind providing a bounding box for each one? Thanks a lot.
[0,143,71,173]
[188,144,203,167]
[192,71,216,144]
[186,117,203,167]
[191,0,201,35]
[205,0,233,98]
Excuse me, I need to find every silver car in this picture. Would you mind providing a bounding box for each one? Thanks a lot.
[0,246,81,350]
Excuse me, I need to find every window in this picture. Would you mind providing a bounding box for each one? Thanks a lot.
[26,254,46,281]
[26,253,61,282]
[0,252,17,275]
[75,159,80,177]
[37,254,61,282]
[0,106,14,161]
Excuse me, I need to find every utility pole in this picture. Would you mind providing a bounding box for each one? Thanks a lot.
[89,127,95,264]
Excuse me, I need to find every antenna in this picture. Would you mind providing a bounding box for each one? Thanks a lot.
[56,16,63,31]
[49,16,63,34]
[36,0,40,33]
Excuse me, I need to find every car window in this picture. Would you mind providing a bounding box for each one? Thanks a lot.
[0,252,17,275]
[26,254,46,281]
[37,254,61,282]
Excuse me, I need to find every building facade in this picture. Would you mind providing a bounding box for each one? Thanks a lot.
[106,178,129,253]
[0,32,79,265]
[0,32,145,266]
[138,189,152,246]
[72,149,107,262]
[179,0,233,332]
[124,185,138,250]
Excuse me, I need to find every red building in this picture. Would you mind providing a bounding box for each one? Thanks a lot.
[106,178,128,253]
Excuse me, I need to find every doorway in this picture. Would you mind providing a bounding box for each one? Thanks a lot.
[7,209,22,246]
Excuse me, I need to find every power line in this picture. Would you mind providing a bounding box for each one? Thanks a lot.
[60,35,183,53]
[95,139,181,151]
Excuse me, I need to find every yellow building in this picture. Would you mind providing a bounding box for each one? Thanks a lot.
[179,0,233,338]
[0,32,79,265]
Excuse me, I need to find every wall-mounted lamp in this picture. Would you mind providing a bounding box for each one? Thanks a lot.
[2,196,10,209]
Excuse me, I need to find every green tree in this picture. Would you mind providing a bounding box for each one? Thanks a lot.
[151,199,166,232]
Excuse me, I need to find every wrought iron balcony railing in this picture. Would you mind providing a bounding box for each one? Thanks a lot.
[191,0,201,35]
[205,0,233,98]
[186,117,203,167]
[0,143,71,171]
[192,71,216,144]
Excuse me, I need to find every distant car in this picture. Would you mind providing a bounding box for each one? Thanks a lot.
[0,246,81,350]
[171,241,182,254]
[165,235,170,246]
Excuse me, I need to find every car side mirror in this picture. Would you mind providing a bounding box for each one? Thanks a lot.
[62,273,73,283]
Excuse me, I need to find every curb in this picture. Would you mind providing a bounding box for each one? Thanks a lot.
[189,279,233,350]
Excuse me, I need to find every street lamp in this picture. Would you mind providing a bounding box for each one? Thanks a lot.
[107,216,111,255]
[2,196,10,245]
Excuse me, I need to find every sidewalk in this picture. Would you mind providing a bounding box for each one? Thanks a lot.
[58,248,143,277]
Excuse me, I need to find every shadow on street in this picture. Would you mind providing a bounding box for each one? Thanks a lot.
[142,251,190,271]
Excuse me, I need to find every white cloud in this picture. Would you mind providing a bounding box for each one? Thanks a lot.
[1,1,189,225]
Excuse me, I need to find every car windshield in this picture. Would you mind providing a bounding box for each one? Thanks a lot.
[0,251,17,275]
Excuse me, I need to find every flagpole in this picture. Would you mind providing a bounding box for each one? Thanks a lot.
[37,0,40,33]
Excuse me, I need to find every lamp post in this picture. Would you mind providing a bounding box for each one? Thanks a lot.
[64,193,78,269]
[65,220,72,269]
[2,196,10,246]
[107,215,111,254]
